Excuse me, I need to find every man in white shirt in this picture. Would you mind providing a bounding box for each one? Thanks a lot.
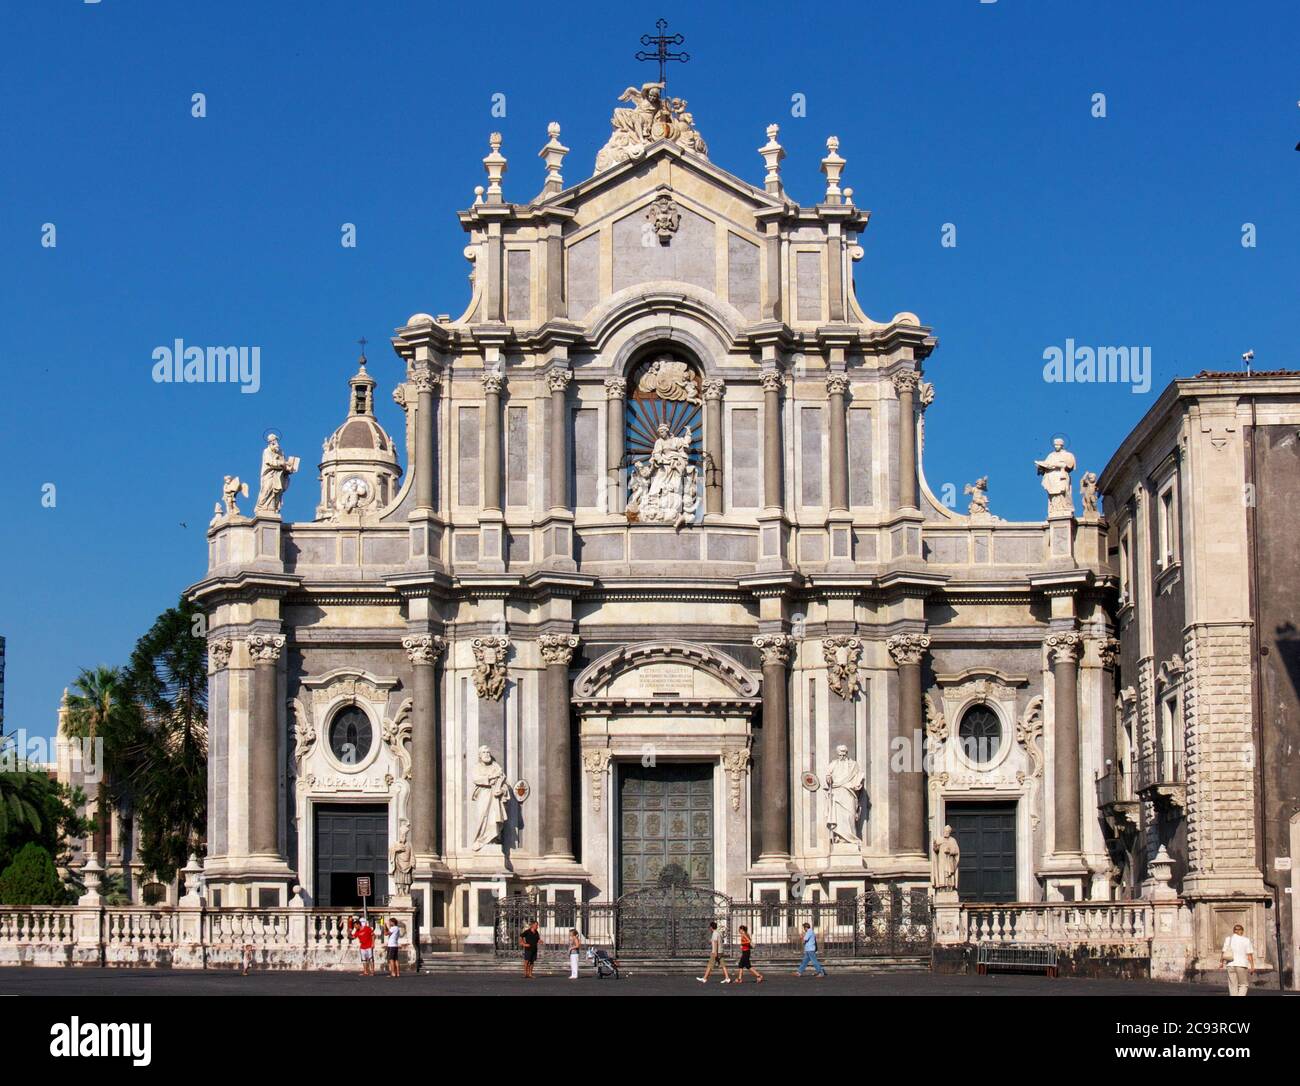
[1220,924,1254,996]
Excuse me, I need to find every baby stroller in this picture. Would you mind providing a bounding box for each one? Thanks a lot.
[586,946,622,979]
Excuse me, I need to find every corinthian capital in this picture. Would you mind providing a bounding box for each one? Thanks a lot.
[411,366,439,394]
[1046,632,1083,664]
[209,638,234,672]
[892,370,921,397]
[538,633,580,667]
[701,378,726,402]
[886,633,930,667]
[247,634,286,663]
[825,373,850,396]
[403,635,447,666]
[1095,636,1121,670]
[547,368,572,394]
[480,369,504,395]
[604,376,627,400]
[753,633,795,668]
[759,370,784,395]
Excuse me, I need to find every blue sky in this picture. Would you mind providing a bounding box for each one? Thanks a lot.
[2,0,1297,740]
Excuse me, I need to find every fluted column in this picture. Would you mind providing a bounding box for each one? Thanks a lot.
[481,370,503,512]
[827,373,849,513]
[1048,633,1083,854]
[247,634,285,857]
[702,378,724,515]
[753,634,795,859]
[892,371,919,510]
[548,368,572,512]
[413,367,438,512]
[538,634,579,860]
[886,633,930,856]
[761,369,784,511]
[604,377,626,514]
[403,635,446,858]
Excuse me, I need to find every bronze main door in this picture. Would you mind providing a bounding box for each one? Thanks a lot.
[617,762,714,894]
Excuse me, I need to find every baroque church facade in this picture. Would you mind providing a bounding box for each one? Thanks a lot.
[192,82,1120,947]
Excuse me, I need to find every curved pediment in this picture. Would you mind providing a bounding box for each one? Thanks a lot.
[573,641,759,705]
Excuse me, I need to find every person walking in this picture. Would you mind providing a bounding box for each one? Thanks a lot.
[519,920,542,979]
[1221,923,1255,996]
[348,915,376,976]
[733,925,763,984]
[384,917,402,977]
[697,920,732,984]
[568,929,583,980]
[795,921,826,977]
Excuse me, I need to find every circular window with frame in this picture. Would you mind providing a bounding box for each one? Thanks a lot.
[328,705,374,767]
[957,704,1002,765]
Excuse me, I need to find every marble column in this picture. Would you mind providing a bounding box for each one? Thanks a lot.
[761,369,784,512]
[1048,633,1083,855]
[413,367,438,512]
[481,370,504,512]
[827,373,850,513]
[892,371,919,510]
[247,634,285,857]
[753,634,795,859]
[403,635,446,858]
[548,368,572,511]
[886,633,930,856]
[702,378,725,515]
[604,377,626,514]
[538,634,579,860]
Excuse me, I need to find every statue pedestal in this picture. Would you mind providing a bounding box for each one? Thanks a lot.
[932,888,963,946]
[824,840,866,871]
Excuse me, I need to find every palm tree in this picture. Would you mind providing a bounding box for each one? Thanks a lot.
[0,736,47,842]
[64,665,131,870]
[120,598,208,882]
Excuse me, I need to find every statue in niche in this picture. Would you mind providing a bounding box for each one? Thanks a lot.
[471,747,511,851]
[932,825,961,891]
[824,744,865,846]
[630,423,699,530]
[388,819,414,894]
[254,433,299,515]
[1034,437,1076,517]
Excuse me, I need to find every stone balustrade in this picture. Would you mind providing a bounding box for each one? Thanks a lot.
[0,904,414,970]
[964,902,1153,948]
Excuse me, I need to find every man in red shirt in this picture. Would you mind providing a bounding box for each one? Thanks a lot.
[348,916,376,976]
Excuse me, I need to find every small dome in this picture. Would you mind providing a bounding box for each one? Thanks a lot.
[315,351,403,522]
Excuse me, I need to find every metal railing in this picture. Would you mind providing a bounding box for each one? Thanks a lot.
[1138,749,1185,791]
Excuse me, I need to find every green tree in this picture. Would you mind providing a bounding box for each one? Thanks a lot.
[63,665,133,869]
[0,733,89,875]
[0,843,64,905]
[120,596,208,882]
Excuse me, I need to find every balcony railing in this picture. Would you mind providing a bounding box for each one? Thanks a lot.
[1095,768,1136,809]
[1138,750,1185,792]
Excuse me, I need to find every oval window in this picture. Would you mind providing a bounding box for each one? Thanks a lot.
[328,706,373,765]
[957,705,1002,764]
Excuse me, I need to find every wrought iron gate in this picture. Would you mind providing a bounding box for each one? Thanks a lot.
[494,886,931,960]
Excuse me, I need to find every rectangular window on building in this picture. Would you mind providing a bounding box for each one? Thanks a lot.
[1157,483,1177,567]
[1161,694,1181,780]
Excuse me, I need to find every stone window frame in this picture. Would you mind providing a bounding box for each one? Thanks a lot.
[953,701,1006,769]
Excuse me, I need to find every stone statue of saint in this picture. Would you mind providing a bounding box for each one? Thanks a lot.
[824,744,865,846]
[388,819,414,894]
[632,423,699,529]
[471,746,511,851]
[255,433,299,515]
[932,824,961,891]
[1034,438,1076,517]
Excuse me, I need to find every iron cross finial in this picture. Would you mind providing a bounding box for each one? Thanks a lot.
[357,336,368,362]
[636,18,689,85]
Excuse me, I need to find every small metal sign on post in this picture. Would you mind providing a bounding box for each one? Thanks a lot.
[357,876,372,921]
